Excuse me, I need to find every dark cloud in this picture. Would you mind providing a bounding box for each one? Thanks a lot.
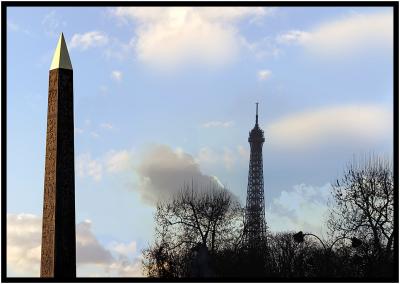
[76,220,114,264]
[136,144,224,205]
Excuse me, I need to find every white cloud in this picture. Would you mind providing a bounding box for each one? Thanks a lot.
[267,105,392,150]
[70,31,109,50]
[90,131,100,138]
[136,145,224,205]
[7,214,144,277]
[109,241,137,258]
[308,11,392,56]
[7,20,20,32]
[111,7,270,69]
[201,120,234,128]
[100,123,114,130]
[276,30,311,45]
[278,11,392,57]
[79,236,143,277]
[111,70,123,82]
[257,69,272,81]
[104,258,143,277]
[7,20,32,35]
[106,150,133,173]
[42,10,65,37]
[7,213,42,276]
[242,36,282,59]
[77,149,134,181]
[211,175,225,188]
[77,153,103,182]
[267,183,331,235]
[76,121,114,138]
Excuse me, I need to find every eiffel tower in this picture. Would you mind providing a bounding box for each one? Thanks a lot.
[243,103,266,249]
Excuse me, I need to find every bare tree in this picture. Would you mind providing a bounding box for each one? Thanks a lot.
[143,154,395,279]
[143,181,244,277]
[327,155,394,275]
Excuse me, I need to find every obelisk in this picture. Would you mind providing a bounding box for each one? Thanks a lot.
[41,33,76,278]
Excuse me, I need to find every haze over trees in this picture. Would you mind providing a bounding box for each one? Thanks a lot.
[143,155,395,278]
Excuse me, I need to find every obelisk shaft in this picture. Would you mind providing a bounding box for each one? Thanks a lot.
[41,34,76,278]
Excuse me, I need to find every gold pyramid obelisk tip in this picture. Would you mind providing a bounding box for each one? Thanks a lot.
[50,33,72,70]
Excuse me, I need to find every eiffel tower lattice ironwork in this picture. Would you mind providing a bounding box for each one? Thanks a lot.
[243,103,267,248]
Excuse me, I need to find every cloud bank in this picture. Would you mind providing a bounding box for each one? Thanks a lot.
[267,183,331,235]
[7,213,143,277]
[278,11,392,57]
[7,214,42,276]
[111,7,269,69]
[267,105,392,150]
[136,145,224,205]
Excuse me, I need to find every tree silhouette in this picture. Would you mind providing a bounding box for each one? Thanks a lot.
[143,182,243,277]
[328,155,394,277]
[143,154,395,279]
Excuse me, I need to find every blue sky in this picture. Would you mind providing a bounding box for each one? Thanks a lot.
[7,6,393,277]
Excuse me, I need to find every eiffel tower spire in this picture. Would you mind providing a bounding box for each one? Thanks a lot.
[255,102,259,125]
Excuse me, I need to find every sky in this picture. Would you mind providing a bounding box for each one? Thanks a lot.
[6,6,394,277]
